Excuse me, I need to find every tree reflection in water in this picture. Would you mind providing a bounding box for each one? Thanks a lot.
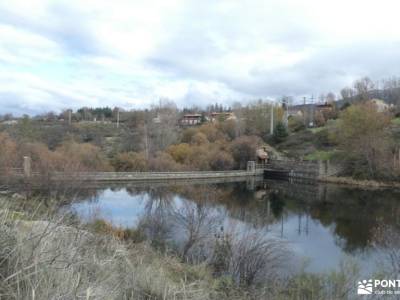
[68,179,400,273]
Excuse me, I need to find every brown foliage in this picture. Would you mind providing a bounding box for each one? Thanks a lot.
[230,136,262,169]
[148,151,184,171]
[314,111,326,127]
[181,128,198,143]
[56,142,112,172]
[0,132,18,174]
[167,143,193,164]
[190,132,208,145]
[18,141,111,176]
[198,124,223,142]
[209,151,234,171]
[112,152,148,171]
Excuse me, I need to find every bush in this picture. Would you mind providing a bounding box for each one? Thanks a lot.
[209,151,234,171]
[230,136,261,169]
[191,132,209,145]
[148,151,183,171]
[288,116,305,132]
[0,133,18,174]
[337,103,392,179]
[112,152,148,171]
[57,142,112,172]
[181,128,198,143]
[167,143,193,164]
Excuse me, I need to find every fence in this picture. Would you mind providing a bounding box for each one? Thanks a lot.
[262,159,343,180]
[51,169,264,181]
[2,156,342,182]
[2,163,264,182]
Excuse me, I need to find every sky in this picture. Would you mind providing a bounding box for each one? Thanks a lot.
[1,0,400,115]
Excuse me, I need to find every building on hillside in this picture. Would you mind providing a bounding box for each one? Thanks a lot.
[180,114,202,126]
[316,102,335,114]
[210,112,237,122]
[287,109,303,118]
[368,99,390,112]
[256,147,269,164]
[153,114,161,124]
[1,120,18,125]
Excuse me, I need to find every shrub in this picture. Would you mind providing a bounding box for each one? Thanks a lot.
[148,151,183,171]
[181,128,198,143]
[288,116,305,132]
[209,151,234,171]
[337,103,392,179]
[0,133,18,174]
[191,132,209,145]
[167,143,193,164]
[56,142,112,172]
[199,124,222,142]
[112,152,148,171]
[230,136,261,169]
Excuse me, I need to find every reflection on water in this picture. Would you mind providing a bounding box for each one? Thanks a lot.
[69,179,400,273]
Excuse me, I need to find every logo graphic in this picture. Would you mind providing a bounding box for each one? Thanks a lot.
[358,280,373,295]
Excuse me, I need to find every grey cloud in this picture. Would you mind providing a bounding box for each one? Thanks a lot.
[145,1,326,100]
[0,2,102,56]
[246,41,400,97]
[1,0,400,115]
[148,7,400,101]
[0,92,41,116]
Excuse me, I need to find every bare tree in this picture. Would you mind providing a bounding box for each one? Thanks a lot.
[353,76,375,101]
[228,229,288,286]
[341,87,355,101]
[372,223,400,277]
[172,202,222,262]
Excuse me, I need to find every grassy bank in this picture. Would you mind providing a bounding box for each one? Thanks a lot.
[0,208,218,299]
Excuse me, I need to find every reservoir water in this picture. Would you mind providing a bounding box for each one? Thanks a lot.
[69,178,400,274]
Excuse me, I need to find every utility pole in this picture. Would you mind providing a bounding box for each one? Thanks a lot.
[144,123,149,160]
[285,98,290,126]
[308,95,315,127]
[270,102,274,135]
[68,109,72,125]
[311,94,315,127]
[116,108,120,128]
[281,97,289,127]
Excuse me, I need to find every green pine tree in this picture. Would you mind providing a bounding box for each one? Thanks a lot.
[273,121,288,143]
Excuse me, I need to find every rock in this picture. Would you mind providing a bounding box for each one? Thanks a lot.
[11,193,24,200]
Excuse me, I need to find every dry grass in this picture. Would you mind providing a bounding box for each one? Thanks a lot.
[0,208,216,300]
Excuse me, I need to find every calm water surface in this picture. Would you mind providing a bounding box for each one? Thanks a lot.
[69,179,400,274]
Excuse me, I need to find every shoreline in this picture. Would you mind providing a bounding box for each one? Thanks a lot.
[320,176,400,189]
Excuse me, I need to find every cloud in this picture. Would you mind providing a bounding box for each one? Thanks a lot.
[1,0,400,115]
[0,1,103,56]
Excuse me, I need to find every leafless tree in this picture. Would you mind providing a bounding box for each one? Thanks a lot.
[227,229,288,286]
[372,223,400,277]
[172,201,222,262]
[353,76,375,101]
[341,87,356,101]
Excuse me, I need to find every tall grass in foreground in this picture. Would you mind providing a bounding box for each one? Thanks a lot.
[0,208,214,299]
[0,194,371,300]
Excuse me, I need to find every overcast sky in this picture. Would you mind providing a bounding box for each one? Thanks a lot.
[1,0,400,115]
